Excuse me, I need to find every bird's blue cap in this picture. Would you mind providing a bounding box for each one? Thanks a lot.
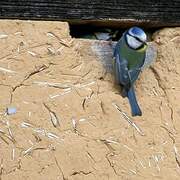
[128,27,147,43]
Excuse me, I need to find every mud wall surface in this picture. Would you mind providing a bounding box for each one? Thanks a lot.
[0,20,180,180]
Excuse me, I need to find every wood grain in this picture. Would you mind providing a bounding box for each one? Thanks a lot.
[0,0,179,27]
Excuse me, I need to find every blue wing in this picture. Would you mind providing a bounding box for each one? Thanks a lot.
[113,42,141,86]
[113,42,130,87]
[113,42,142,116]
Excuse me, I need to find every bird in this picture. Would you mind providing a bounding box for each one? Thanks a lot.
[113,26,155,116]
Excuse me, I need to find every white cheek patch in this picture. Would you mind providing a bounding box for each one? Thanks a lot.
[126,34,143,49]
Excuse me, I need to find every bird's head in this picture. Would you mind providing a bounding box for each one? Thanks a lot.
[125,27,147,51]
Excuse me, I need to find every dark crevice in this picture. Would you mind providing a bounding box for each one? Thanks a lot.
[70,24,158,41]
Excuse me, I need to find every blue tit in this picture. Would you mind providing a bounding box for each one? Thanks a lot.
[113,26,155,116]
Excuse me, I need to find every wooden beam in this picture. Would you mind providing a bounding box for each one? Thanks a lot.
[0,0,179,27]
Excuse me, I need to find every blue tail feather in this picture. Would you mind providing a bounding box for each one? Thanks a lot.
[127,87,142,116]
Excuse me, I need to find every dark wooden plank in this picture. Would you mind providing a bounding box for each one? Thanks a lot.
[0,0,179,27]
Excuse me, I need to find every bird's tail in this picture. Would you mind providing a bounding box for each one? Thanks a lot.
[127,87,142,116]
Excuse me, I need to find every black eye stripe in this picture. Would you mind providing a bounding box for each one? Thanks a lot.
[125,32,146,50]
[127,32,144,43]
